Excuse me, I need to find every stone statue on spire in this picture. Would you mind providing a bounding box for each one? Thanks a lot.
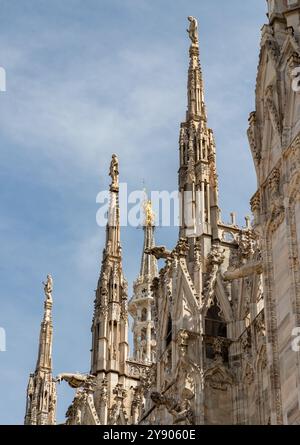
[143,197,155,227]
[43,274,53,302]
[187,16,198,45]
[109,154,119,189]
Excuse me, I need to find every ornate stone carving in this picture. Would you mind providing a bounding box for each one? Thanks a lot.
[250,191,261,219]
[247,112,261,163]
[140,365,156,395]
[212,337,224,363]
[179,127,185,147]
[177,329,189,357]
[129,364,140,377]
[262,26,279,66]
[204,366,233,392]
[150,392,194,425]
[109,384,128,425]
[241,330,252,353]
[131,386,144,424]
[203,245,225,305]
[175,237,189,257]
[145,246,172,260]
[238,231,256,260]
[243,363,255,385]
[187,155,196,183]
[265,85,281,136]
[120,294,128,322]
[109,154,119,190]
[113,383,127,399]
[225,230,262,281]
[56,373,96,390]
[269,168,280,200]
[65,390,87,425]
[255,311,266,337]
[187,16,198,46]
[287,50,300,76]
[99,378,108,403]
[259,346,267,371]
[43,274,53,303]
[267,168,285,233]
[194,239,202,267]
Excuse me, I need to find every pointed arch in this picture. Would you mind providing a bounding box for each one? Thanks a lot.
[202,275,233,323]
[173,259,200,333]
[204,301,227,338]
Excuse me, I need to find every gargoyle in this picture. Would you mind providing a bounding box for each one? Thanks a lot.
[56,373,95,389]
[145,246,172,260]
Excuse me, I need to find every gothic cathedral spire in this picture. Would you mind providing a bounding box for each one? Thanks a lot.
[186,16,207,123]
[24,275,57,425]
[179,17,220,253]
[129,197,158,364]
[91,154,129,376]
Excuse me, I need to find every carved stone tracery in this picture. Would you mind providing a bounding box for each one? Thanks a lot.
[267,167,285,233]
[150,391,195,425]
[203,245,225,307]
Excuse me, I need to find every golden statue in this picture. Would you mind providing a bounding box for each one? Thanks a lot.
[143,197,155,226]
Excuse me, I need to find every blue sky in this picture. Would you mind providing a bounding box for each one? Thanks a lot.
[0,0,266,424]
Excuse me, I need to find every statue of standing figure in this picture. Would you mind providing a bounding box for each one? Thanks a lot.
[43,274,53,302]
[109,154,119,188]
[187,16,198,45]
